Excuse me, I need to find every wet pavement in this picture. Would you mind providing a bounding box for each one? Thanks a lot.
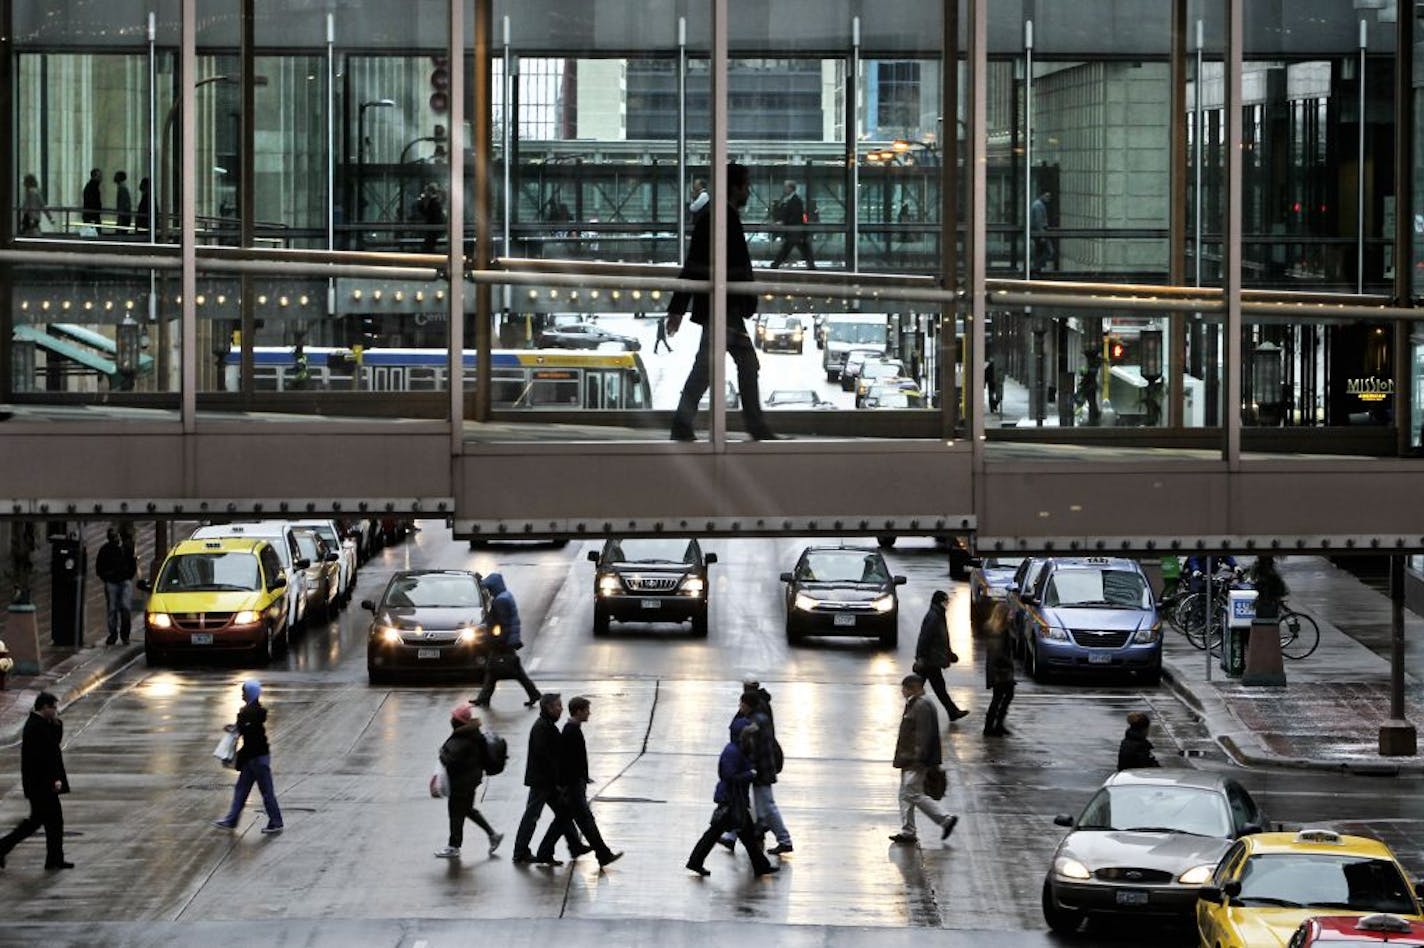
[0,529,1421,945]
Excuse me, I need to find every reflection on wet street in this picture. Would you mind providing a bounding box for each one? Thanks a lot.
[0,527,1415,946]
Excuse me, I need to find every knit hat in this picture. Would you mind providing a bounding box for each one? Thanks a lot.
[451,703,474,725]
[931,589,949,605]
[242,680,262,703]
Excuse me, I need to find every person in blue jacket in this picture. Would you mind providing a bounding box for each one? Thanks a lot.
[472,573,542,708]
[686,701,779,878]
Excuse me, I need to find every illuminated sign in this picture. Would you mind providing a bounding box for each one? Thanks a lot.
[1347,377,1394,402]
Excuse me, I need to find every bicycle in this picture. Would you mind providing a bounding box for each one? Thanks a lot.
[1275,604,1319,660]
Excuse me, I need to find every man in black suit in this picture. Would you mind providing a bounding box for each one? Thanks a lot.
[0,692,73,870]
[769,179,815,269]
[559,696,622,868]
[666,162,777,442]
[511,693,588,866]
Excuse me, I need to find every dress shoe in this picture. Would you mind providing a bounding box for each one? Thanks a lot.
[598,851,623,868]
[888,833,919,845]
[983,728,1003,737]
[45,861,75,870]
[686,863,711,877]
[716,837,735,853]
[949,709,971,722]
[524,696,541,708]
[534,856,564,867]
[941,815,960,840]
[105,636,117,646]
[511,852,536,864]
[768,843,793,855]
[750,431,786,441]
[471,699,490,708]
[570,843,595,859]
[754,865,780,876]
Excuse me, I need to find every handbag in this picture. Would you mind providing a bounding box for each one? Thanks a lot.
[924,766,948,801]
[429,762,450,798]
[213,729,238,768]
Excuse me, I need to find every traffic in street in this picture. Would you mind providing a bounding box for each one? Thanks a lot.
[2,526,1423,946]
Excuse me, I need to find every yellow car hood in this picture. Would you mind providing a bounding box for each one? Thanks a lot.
[147,590,269,614]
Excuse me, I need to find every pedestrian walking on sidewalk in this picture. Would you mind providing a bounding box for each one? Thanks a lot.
[213,680,284,834]
[653,315,672,353]
[1117,711,1161,771]
[0,692,73,871]
[890,674,959,845]
[95,528,137,645]
[559,696,622,868]
[471,573,541,708]
[719,680,792,855]
[511,693,588,866]
[916,590,969,723]
[687,714,777,878]
[983,602,1016,737]
[434,703,503,859]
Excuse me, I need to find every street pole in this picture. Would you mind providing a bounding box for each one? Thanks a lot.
[1380,555,1417,756]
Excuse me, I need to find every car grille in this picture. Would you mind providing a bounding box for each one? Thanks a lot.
[172,613,235,631]
[398,630,460,645]
[811,601,875,612]
[1070,630,1132,648]
[626,575,680,592]
[1094,867,1175,884]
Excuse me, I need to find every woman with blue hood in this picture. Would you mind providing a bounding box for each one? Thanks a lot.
[472,573,542,708]
[213,679,284,834]
[685,697,778,878]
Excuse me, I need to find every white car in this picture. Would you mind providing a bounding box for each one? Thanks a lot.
[292,519,358,608]
[190,521,310,635]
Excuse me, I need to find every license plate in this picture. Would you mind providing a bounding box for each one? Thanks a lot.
[1088,651,1112,664]
[641,599,661,609]
[417,648,440,660]
[190,633,213,645]
[833,613,856,627]
[1115,890,1149,906]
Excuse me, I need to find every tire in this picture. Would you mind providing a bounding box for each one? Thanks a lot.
[144,641,164,667]
[593,606,610,637]
[1141,664,1163,687]
[1042,878,1084,935]
[1029,642,1050,683]
[785,618,803,644]
[1278,611,1320,660]
[367,666,389,686]
[796,344,804,355]
[878,622,898,649]
[826,370,837,383]
[252,628,274,666]
[877,535,897,549]
[692,609,709,638]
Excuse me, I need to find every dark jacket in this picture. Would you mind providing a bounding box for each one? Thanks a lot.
[984,632,1016,689]
[482,573,522,649]
[115,183,132,227]
[560,720,589,787]
[440,721,488,793]
[20,711,68,800]
[893,694,941,769]
[82,178,102,218]
[713,720,757,820]
[777,191,805,227]
[916,601,954,669]
[666,200,756,328]
[524,712,562,789]
[234,700,271,768]
[1117,724,1160,771]
[96,539,137,584]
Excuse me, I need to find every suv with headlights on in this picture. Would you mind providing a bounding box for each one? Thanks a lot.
[588,538,717,637]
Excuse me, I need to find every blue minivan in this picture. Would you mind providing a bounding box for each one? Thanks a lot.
[1011,557,1161,685]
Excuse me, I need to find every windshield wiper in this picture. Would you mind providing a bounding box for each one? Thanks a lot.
[1122,826,1207,836]
[1238,896,1302,908]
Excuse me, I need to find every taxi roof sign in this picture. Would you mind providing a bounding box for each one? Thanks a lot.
[1295,828,1343,845]
[1356,914,1414,934]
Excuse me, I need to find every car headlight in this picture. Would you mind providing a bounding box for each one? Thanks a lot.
[1177,864,1214,885]
[379,626,402,644]
[232,610,261,625]
[793,592,821,612]
[597,574,622,597]
[489,624,504,641]
[457,627,478,644]
[147,612,172,629]
[1040,624,1069,641]
[870,593,895,613]
[1133,623,1162,644]
[680,576,705,595]
[1053,856,1091,881]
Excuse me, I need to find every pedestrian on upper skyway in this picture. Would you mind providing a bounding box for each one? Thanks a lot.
[687,702,778,878]
[472,572,541,708]
[114,171,132,233]
[769,179,815,269]
[0,692,73,871]
[95,527,137,645]
[434,702,503,859]
[19,174,54,236]
[559,696,622,869]
[688,177,709,218]
[82,168,102,227]
[982,602,1016,737]
[511,692,588,866]
[889,674,958,846]
[213,680,284,834]
[915,590,969,724]
[719,679,792,856]
[1117,711,1161,770]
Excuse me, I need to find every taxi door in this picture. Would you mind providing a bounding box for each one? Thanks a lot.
[1198,841,1248,948]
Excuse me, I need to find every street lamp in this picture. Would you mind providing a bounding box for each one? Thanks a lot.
[159,74,268,242]
[1140,327,1164,427]
[357,99,397,245]
[1252,340,1283,425]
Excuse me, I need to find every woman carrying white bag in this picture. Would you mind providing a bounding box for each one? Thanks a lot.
[211,680,285,835]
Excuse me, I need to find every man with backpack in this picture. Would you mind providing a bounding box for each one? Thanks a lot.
[719,679,792,855]
[472,573,541,708]
[559,696,622,868]
[435,703,504,859]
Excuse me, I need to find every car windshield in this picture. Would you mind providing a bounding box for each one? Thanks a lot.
[158,552,261,592]
[1235,854,1417,913]
[827,322,884,344]
[295,534,319,561]
[846,350,878,367]
[986,557,1027,570]
[1045,569,1151,608]
[1075,784,1232,837]
[771,390,816,405]
[766,316,791,329]
[383,573,483,609]
[869,390,913,408]
[797,550,890,584]
[312,525,340,548]
[864,361,905,380]
[609,539,694,564]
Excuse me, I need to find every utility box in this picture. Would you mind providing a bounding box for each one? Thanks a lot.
[50,536,88,647]
[1222,589,1258,678]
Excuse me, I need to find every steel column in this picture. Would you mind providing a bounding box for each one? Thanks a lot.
[326,13,336,316]
[1168,0,1188,427]
[239,0,256,396]
[454,0,473,443]
[943,0,960,443]
[501,15,512,311]
[1394,2,1415,457]
[710,0,727,448]
[969,0,987,455]
[848,18,860,273]
[677,16,688,264]
[181,0,197,433]
[1223,0,1242,467]
[1358,19,1367,297]
[473,0,492,425]
[0,0,14,397]
[1023,20,1034,282]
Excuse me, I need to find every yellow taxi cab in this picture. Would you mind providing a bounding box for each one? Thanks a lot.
[1197,829,1424,948]
[139,538,289,665]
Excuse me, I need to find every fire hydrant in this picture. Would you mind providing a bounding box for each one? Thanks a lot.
[0,639,12,690]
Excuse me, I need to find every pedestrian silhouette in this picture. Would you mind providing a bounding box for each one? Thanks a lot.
[769,179,815,269]
[889,674,959,845]
[687,703,778,878]
[82,168,103,227]
[1117,711,1161,770]
[0,692,73,870]
[510,693,588,866]
[213,680,284,834]
[654,316,672,353]
[983,602,1016,737]
[472,573,541,708]
[114,171,132,233]
[559,696,622,868]
[434,703,503,859]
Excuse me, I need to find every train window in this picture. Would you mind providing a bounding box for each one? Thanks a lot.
[529,376,580,406]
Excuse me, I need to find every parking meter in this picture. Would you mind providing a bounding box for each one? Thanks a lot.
[1223,589,1258,678]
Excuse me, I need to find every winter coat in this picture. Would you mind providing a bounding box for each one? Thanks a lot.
[233,700,271,768]
[916,602,954,669]
[440,721,488,793]
[1117,725,1160,770]
[727,688,778,785]
[893,695,942,770]
[20,711,68,800]
[666,200,755,327]
[776,191,806,228]
[96,539,137,584]
[713,721,757,822]
[560,720,590,787]
[984,633,1016,689]
[482,573,523,649]
[524,712,562,789]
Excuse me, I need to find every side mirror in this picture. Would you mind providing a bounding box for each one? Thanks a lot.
[324,552,340,563]
[1053,814,1074,828]
[705,553,718,565]
[136,579,152,592]
[1223,880,1242,899]
[1239,822,1264,837]
[1414,881,1424,900]
[893,575,907,586]
[269,575,287,590]
[779,572,794,583]
[968,558,983,569]
[1196,886,1222,903]
[295,558,312,570]
[360,599,376,612]
[587,551,600,563]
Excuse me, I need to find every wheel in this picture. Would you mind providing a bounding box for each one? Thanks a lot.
[1029,642,1050,683]
[367,666,390,686]
[692,609,709,638]
[878,623,898,649]
[1042,878,1084,935]
[785,618,803,644]
[1278,610,1320,660]
[826,370,837,383]
[796,344,804,355]
[841,375,854,392]
[1141,663,1162,687]
[144,641,164,667]
[877,535,897,549]
[252,629,274,665]
[593,606,610,637]
[1175,592,1209,649]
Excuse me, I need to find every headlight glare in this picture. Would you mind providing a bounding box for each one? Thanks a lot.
[379,625,402,644]
[147,612,172,629]
[680,576,705,595]
[1177,864,1214,885]
[457,627,478,644]
[597,575,621,597]
[1133,623,1162,644]
[793,592,820,612]
[1041,623,1069,641]
[1053,856,1091,880]
[870,593,895,613]
[233,610,260,625]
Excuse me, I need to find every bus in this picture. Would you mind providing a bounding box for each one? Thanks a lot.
[225,346,651,410]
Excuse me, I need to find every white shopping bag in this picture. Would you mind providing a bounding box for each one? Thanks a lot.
[213,729,238,768]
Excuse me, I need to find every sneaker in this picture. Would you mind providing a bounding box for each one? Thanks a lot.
[488,832,504,856]
[261,824,284,835]
[212,820,236,830]
[941,815,959,840]
[434,846,461,858]
[949,709,971,722]
[570,843,595,859]
[888,833,919,845]
[768,843,794,855]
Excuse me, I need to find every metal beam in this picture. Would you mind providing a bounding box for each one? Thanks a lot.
[180,0,196,436]
[1167,0,1187,427]
[710,0,728,449]
[1223,0,1242,468]
[473,0,493,424]
[1395,2,1416,458]
[943,0,961,444]
[449,0,468,449]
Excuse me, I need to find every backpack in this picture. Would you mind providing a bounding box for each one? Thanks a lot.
[772,736,785,774]
[483,732,509,776]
